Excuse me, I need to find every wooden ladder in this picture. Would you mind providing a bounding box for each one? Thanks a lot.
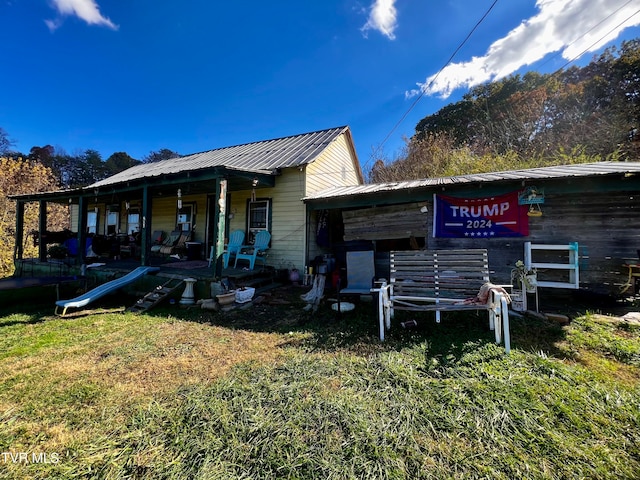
[127,278,184,314]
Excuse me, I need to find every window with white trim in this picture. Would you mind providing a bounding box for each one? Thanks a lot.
[246,198,271,244]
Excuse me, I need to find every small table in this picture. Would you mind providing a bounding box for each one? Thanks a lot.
[621,263,640,294]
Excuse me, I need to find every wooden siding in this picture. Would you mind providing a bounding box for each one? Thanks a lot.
[228,169,307,271]
[70,204,79,232]
[305,134,360,196]
[340,188,640,295]
[149,194,207,243]
[342,203,429,241]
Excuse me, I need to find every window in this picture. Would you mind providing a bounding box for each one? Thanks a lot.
[127,209,140,234]
[177,203,195,232]
[106,210,119,235]
[87,210,98,234]
[246,199,271,244]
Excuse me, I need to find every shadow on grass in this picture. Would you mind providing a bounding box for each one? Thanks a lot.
[141,285,576,362]
[1,284,608,363]
[0,302,50,328]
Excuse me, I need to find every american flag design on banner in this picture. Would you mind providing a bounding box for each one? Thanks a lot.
[433,191,529,238]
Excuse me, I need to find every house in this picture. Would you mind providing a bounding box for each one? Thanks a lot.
[11,126,363,279]
[303,162,640,297]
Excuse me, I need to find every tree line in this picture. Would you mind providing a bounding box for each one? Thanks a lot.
[370,38,640,182]
[0,135,179,190]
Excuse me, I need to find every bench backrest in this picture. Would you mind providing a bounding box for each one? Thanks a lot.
[390,249,490,300]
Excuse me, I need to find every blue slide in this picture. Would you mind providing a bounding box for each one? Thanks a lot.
[55,266,160,316]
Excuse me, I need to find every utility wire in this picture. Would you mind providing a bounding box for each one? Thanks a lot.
[363,0,499,172]
[535,0,636,71]
[555,7,640,72]
[365,0,640,174]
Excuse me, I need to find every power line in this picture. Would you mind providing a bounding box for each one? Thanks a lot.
[364,0,640,174]
[556,7,640,72]
[363,0,499,172]
[535,0,636,71]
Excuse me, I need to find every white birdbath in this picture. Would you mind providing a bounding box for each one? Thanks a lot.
[179,277,197,305]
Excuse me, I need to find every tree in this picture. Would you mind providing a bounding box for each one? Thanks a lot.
[105,151,141,175]
[142,148,180,163]
[0,128,14,156]
[390,38,640,182]
[0,156,67,276]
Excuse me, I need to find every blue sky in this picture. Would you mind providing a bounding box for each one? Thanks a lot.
[1,0,639,174]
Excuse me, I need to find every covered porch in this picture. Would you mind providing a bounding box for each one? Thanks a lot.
[11,166,276,280]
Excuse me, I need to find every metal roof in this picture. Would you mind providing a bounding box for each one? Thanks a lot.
[90,126,351,189]
[304,162,640,201]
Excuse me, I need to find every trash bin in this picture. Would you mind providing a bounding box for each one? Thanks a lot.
[185,242,202,261]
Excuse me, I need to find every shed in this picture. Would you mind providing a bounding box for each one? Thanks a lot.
[304,162,640,296]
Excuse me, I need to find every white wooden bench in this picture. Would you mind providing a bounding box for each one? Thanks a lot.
[374,249,511,352]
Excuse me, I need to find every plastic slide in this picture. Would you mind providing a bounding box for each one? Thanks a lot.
[55,266,160,316]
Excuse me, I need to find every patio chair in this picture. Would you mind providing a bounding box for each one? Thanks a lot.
[211,229,245,268]
[160,230,191,256]
[234,230,271,270]
[151,230,180,255]
[151,230,165,247]
[336,250,376,311]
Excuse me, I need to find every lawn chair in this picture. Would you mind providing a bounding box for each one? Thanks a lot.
[151,230,180,256]
[234,230,270,270]
[160,230,191,256]
[336,250,376,312]
[214,229,245,268]
[152,230,191,257]
[151,230,165,248]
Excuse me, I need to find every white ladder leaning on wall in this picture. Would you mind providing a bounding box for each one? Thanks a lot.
[523,241,580,311]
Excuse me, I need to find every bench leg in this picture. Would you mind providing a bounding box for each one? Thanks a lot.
[501,296,511,353]
[493,308,502,344]
[377,286,385,341]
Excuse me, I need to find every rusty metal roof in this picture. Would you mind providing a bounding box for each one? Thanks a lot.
[304,162,640,201]
[90,126,351,189]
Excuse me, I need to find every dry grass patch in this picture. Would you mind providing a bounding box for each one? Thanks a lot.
[85,320,285,396]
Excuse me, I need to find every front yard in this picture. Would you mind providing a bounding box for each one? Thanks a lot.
[0,287,638,479]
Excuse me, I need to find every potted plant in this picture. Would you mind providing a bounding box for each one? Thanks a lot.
[511,260,537,293]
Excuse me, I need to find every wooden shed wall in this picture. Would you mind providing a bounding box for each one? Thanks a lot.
[342,202,429,241]
[336,183,639,296]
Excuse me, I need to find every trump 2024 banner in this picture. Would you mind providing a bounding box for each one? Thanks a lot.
[433,192,529,238]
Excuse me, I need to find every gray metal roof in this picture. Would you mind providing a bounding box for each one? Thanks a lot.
[90,126,351,189]
[304,162,640,201]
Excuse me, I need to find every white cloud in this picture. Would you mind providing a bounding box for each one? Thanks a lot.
[46,0,118,31]
[361,0,398,40]
[408,0,640,98]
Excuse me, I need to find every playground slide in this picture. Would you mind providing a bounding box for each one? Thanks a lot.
[55,266,160,316]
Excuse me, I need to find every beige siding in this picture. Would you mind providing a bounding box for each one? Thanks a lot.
[305,134,360,196]
[304,133,361,264]
[149,194,207,243]
[228,169,307,271]
[70,204,79,232]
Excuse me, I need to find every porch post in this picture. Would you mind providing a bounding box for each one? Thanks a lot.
[141,186,151,266]
[14,200,24,261]
[213,179,227,276]
[77,198,87,265]
[38,200,47,262]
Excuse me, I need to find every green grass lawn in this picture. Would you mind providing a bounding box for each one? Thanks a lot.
[0,288,638,479]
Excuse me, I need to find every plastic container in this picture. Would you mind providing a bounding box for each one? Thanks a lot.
[235,287,255,304]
